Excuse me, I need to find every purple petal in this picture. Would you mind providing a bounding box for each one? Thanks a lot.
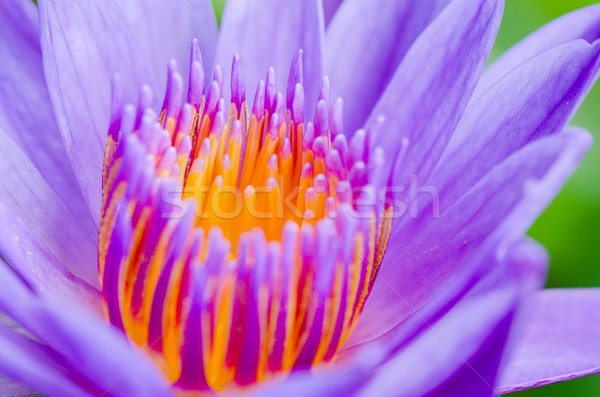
[436,39,600,213]
[356,240,546,397]
[0,130,99,288]
[0,261,173,397]
[0,201,101,313]
[38,0,168,219]
[215,0,324,115]
[0,0,93,229]
[367,0,503,191]
[324,0,451,134]
[360,34,600,349]
[497,288,600,393]
[351,128,591,346]
[119,0,218,84]
[475,3,600,97]
[0,325,90,397]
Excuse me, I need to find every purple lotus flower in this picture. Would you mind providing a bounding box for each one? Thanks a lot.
[0,0,599,395]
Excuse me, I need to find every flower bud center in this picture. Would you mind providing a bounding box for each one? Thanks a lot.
[98,45,392,392]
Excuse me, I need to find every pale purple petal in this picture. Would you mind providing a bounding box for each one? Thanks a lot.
[0,326,90,397]
[360,33,600,346]
[436,40,600,213]
[325,0,451,134]
[352,128,591,345]
[497,288,600,393]
[38,0,167,220]
[367,0,502,191]
[475,3,600,97]
[0,201,101,313]
[0,0,93,228]
[0,130,99,288]
[119,0,218,83]
[357,240,545,397]
[215,0,324,114]
[0,262,173,397]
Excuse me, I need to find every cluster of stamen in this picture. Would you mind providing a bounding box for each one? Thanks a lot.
[99,40,392,392]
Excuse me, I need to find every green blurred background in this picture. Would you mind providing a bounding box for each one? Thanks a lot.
[217,0,600,395]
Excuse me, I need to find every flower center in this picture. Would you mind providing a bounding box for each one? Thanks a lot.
[99,41,392,392]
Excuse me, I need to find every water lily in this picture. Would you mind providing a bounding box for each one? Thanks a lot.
[0,0,599,395]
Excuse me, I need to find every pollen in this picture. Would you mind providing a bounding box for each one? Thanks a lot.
[99,40,392,393]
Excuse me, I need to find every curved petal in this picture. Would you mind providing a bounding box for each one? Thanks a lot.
[0,130,99,288]
[38,0,168,220]
[120,0,218,83]
[0,201,101,313]
[357,240,546,397]
[0,0,93,228]
[475,3,600,98]
[367,0,503,191]
[0,326,91,397]
[352,128,591,345]
[215,0,324,114]
[324,0,451,134]
[497,288,600,394]
[0,261,173,397]
[436,39,600,210]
